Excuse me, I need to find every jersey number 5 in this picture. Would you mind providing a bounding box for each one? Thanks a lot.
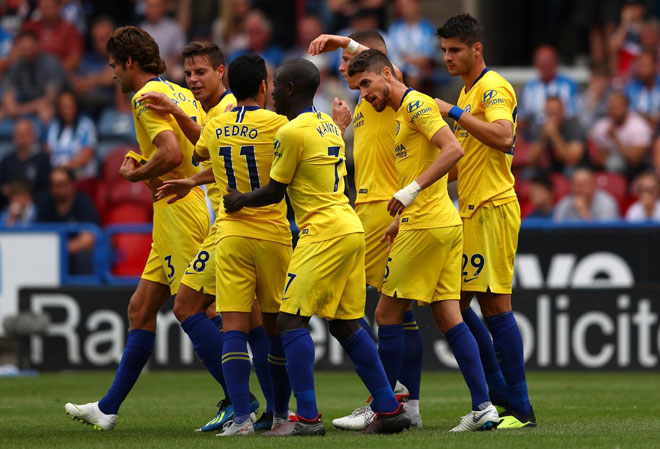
[218,145,261,191]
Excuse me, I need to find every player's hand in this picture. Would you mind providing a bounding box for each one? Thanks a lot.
[119,157,140,182]
[309,34,350,55]
[223,186,245,213]
[387,197,406,216]
[156,178,195,204]
[332,97,351,134]
[224,103,235,112]
[380,219,400,253]
[139,91,178,115]
[433,98,452,118]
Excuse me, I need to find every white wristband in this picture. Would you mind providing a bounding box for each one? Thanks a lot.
[393,181,422,207]
[346,38,359,54]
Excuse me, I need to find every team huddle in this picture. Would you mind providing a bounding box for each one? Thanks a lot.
[63,13,536,437]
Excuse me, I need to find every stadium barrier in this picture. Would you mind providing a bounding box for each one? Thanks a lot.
[6,221,660,371]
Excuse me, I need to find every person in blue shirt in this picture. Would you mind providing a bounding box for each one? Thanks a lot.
[625,51,660,128]
[46,91,98,180]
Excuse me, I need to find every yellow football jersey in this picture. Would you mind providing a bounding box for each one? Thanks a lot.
[196,105,291,245]
[353,97,398,204]
[199,89,237,212]
[270,106,363,245]
[132,78,203,184]
[455,69,517,218]
[395,89,462,231]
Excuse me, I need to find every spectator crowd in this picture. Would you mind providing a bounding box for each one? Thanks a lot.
[0,0,659,235]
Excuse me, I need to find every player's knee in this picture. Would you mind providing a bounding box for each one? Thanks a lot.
[328,319,358,341]
[276,312,306,333]
[127,297,155,330]
[172,301,191,323]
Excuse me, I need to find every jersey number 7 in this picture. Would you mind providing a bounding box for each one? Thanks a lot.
[327,146,342,192]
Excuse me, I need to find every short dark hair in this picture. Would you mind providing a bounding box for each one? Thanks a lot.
[182,41,226,69]
[436,13,484,46]
[349,30,387,54]
[347,48,394,77]
[530,174,553,191]
[51,166,76,183]
[106,26,166,75]
[228,54,267,101]
[276,58,320,98]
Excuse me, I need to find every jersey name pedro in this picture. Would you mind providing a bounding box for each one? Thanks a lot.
[196,105,291,245]
[455,68,517,218]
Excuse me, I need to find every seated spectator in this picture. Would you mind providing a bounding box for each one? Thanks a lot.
[0,181,37,226]
[1,29,68,126]
[229,10,283,68]
[519,44,579,127]
[212,0,250,55]
[387,0,436,89]
[0,119,51,209]
[624,52,660,128]
[528,96,589,177]
[554,167,620,221]
[590,91,652,178]
[46,91,97,180]
[36,167,100,274]
[625,172,660,221]
[22,0,83,73]
[527,174,555,219]
[73,16,116,119]
[140,0,186,82]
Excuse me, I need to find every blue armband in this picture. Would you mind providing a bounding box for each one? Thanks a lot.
[448,105,464,121]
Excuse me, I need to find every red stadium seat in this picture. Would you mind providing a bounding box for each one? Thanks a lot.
[103,145,139,182]
[107,181,154,211]
[103,203,152,225]
[549,173,571,202]
[512,138,533,168]
[594,171,628,209]
[112,233,152,276]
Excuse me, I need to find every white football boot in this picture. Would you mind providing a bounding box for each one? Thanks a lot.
[449,404,499,432]
[65,401,117,431]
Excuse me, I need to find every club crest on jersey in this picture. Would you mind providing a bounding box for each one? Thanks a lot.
[464,105,471,114]
[407,100,422,113]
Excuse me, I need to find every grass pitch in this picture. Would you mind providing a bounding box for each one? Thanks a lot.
[0,370,658,449]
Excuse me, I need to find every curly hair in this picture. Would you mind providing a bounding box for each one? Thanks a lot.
[106,26,166,75]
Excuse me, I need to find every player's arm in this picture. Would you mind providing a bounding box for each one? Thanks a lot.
[120,130,183,182]
[140,91,202,145]
[388,126,464,216]
[155,167,215,204]
[223,179,288,212]
[435,98,514,153]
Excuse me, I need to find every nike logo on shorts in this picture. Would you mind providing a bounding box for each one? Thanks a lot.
[463,277,478,282]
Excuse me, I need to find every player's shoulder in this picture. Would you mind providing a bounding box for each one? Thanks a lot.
[481,70,514,91]
[476,70,516,103]
[399,89,438,118]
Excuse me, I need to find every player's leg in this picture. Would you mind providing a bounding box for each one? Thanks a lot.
[65,278,170,430]
[254,241,293,431]
[205,303,224,332]
[400,301,422,421]
[247,303,273,423]
[173,285,229,399]
[430,299,498,432]
[460,291,509,408]
[374,293,409,390]
[218,311,256,436]
[478,291,535,428]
